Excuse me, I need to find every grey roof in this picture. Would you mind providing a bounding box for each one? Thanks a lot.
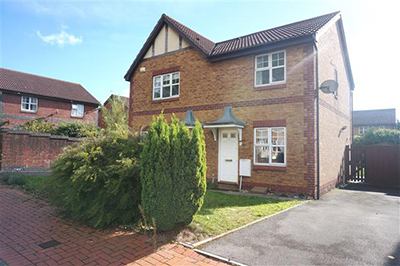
[353,109,396,126]
[204,106,246,127]
[181,110,196,127]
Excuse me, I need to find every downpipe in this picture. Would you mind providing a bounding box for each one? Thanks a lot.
[313,36,320,200]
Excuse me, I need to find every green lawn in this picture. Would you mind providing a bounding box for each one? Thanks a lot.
[0,174,49,193]
[191,190,300,236]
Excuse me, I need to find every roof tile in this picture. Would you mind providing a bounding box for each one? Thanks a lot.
[353,109,397,126]
[0,68,99,105]
[211,12,339,55]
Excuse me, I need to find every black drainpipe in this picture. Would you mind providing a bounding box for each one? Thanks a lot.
[313,35,320,200]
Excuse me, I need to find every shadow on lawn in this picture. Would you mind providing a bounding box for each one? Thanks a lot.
[200,190,292,211]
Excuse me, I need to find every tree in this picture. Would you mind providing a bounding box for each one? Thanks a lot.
[100,95,129,133]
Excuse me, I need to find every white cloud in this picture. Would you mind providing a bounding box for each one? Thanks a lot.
[37,27,82,47]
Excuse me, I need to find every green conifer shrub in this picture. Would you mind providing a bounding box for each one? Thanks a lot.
[140,114,207,231]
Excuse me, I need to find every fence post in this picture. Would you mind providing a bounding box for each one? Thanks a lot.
[344,145,349,182]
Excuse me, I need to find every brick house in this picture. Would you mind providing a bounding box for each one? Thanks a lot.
[125,12,354,198]
[353,108,397,136]
[0,68,100,127]
[98,94,129,128]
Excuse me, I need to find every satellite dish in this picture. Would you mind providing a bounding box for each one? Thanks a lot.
[319,80,338,94]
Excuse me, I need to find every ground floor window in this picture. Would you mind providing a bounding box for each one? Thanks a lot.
[254,127,286,166]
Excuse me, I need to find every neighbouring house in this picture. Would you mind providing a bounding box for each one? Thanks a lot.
[124,12,354,198]
[353,108,397,136]
[98,94,129,128]
[0,68,100,127]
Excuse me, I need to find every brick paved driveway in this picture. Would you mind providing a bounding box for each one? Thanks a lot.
[0,187,227,266]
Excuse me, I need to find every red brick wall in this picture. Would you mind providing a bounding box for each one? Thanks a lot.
[0,129,80,172]
[128,43,317,197]
[317,21,352,195]
[1,93,98,127]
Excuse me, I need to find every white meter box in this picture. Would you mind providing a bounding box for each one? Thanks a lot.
[239,159,251,177]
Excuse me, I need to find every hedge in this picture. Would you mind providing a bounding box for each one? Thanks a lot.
[354,129,400,145]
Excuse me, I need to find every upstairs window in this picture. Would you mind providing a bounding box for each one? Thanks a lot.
[71,103,84,118]
[21,96,38,112]
[254,127,286,166]
[153,72,180,100]
[359,126,369,135]
[255,51,286,86]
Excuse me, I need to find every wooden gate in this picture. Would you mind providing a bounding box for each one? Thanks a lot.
[345,144,400,188]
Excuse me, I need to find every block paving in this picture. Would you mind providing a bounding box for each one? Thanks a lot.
[0,187,227,266]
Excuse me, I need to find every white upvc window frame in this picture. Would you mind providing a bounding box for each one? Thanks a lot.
[359,126,369,135]
[71,103,84,118]
[21,96,38,113]
[253,127,286,166]
[153,71,180,100]
[254,50,286,87]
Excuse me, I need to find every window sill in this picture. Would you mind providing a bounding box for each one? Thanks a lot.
[151,97,179,104]
[20,110,37,114]
[71,116,84,119]
[254,83,286,91]
[253,164,286,172]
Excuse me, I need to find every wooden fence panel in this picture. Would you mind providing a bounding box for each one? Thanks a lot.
[365,145,400,188]
[348,145,366,183]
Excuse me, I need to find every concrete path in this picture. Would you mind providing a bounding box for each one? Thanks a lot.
[201,186,400,266]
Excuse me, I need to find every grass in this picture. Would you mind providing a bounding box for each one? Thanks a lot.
[190,190,300,236]
[0,174,49,194]
[24,175,49,192]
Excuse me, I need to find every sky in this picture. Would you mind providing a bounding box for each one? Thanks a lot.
[1,0,399,118]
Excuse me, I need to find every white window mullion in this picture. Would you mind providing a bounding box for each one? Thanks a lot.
[268,128,272,164]
[169,73,173,97]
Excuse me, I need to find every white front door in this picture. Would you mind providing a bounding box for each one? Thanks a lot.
[218,128,239,183]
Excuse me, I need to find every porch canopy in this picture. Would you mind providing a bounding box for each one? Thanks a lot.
[181,110,197,128]
[203,106,246,141]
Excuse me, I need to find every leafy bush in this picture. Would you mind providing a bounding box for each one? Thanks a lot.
[20,120,56,134]
[140,114,207,231]
[19,119,99,138]
[55,122,99,138]
[354,129,400,145]
[48,132,142,227]
[47,96,141,228]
